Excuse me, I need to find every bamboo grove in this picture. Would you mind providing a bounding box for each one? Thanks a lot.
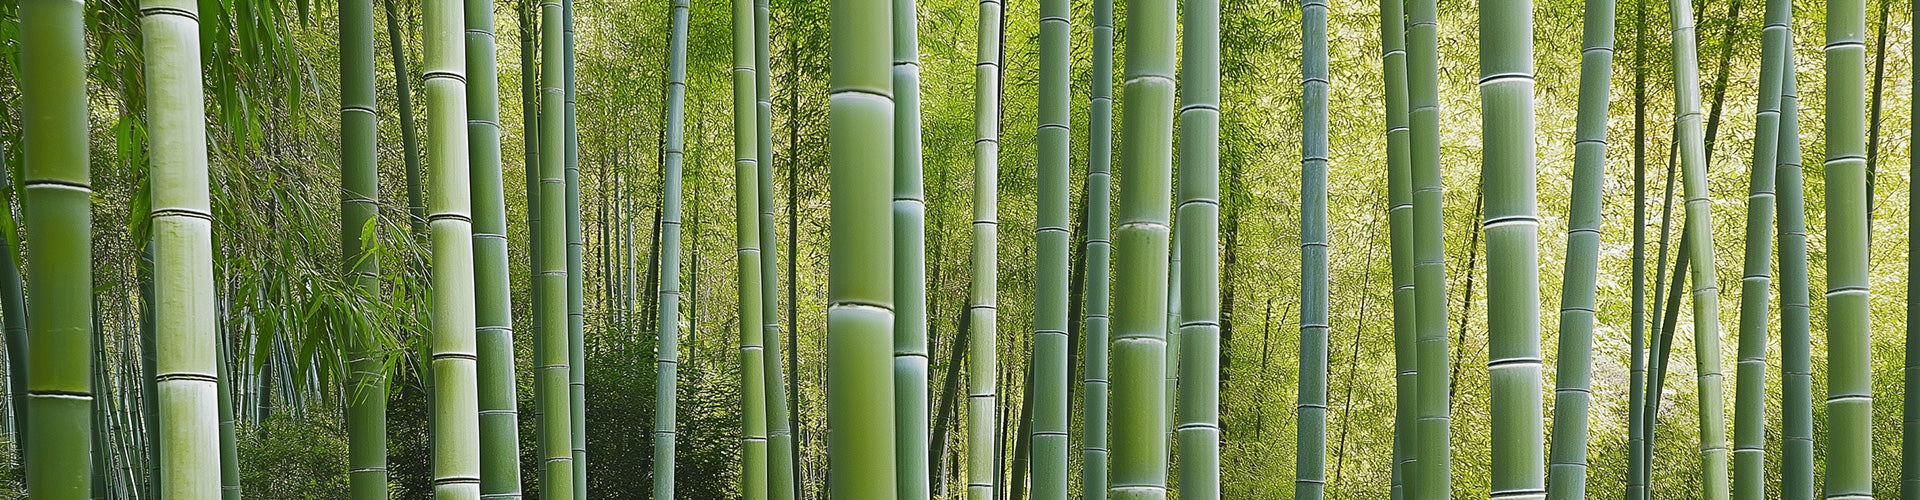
[0,0,1917,498]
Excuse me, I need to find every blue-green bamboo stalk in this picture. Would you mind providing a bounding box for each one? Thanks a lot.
[1296,0,1328,498]
[894,0,931,496]
[1545,0,1614,496]
[1081,0,1115,497]
[653,1,690,498]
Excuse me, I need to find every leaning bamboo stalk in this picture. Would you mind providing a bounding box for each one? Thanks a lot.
[1777,55,1813,500]
[753,0,798,495]
[465,0,524,493]
[1544,0,1614,496]
[1669,0,1730,496]
[827,0,899,497]
[142,0,222,494]
[1380,0,1416,494]
[1296,0,1327,498]
[1731,0,1792,496]
[653,1,690,498]
[19,0,96,496]
[1109,0,1175,497]
[1824,1,1872,498]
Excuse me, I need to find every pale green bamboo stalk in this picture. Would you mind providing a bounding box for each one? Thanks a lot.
[0,151,26,463]
[424,0,482,495]
[1110,0,1175,497]
[1032,0,1072,496]
[1481,1,1543,499]
[518,0,546,477]
[142,0,221,494]
[1296,1,1328,500]
[827,0,899,496]
[969,3,1004,500]
[1177,0,1222,496]
[653,1,690,498]
[1082,0,1115,497]
[464,0,524,494]
[561,1,586,495]
[1731,0,1792,497]
[1670,0,1730,496]
[732,0,770,495]
[1777,59,1813,500]
[1380,0,1416,495]
[19,0,95,496]
[1544,0,1614,497]
[340,0,391,496]
[894,0,932,495]
[1405,0,1451,491]
[753,0,797,495]
[1824,1,1872,498]
[535,0,577,495]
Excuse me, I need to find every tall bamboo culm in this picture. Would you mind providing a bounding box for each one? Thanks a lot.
[653,0,691,498]
[535,0,577,495]
[968,2,1005,499]
[1296,0,1328,498]
[731,0,770,495]
[518,0,547,476]
[1178,0,1223,496]
[1481,1,1543,499]
[1670,0,1730,497]
[1405,0,1451,491]
[1624,0,1650,496]
[1777,53,1813,500]
[1544,0,1613,496]
[465,0,524,494]
[1033,0,1072,496]
[340,0,390,497]
[1732,0,1792,497]
[1823,0,1872,498]
[424,0,483,495]
[1908,0,1920,491]
[1081,0,1116,497]
[1109,0,1175,497]
[827,0,899,497]
[562,0,587,495]
[20,0,94,496]
[1379,0,1416,495]
[753,0,798,495]
[143,0,221,494]
[894,0,932,495]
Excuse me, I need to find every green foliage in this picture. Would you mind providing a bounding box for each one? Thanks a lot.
[237,413,350,498]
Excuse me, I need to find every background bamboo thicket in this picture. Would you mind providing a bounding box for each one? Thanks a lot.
[0,0,1915,499]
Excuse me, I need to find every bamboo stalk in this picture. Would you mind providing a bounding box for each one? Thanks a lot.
[1081,0,1115,496]
[1823,1,1872,497]
[1669,0,1731,496]
[826,0,899,496]
[1296,0,1327,497]
[19,0,96,496]
[535,0,577,494]
[653,1,690,498]
[969,3,1005,500]
[1109,0,1175,497]
[894,0,931,496]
